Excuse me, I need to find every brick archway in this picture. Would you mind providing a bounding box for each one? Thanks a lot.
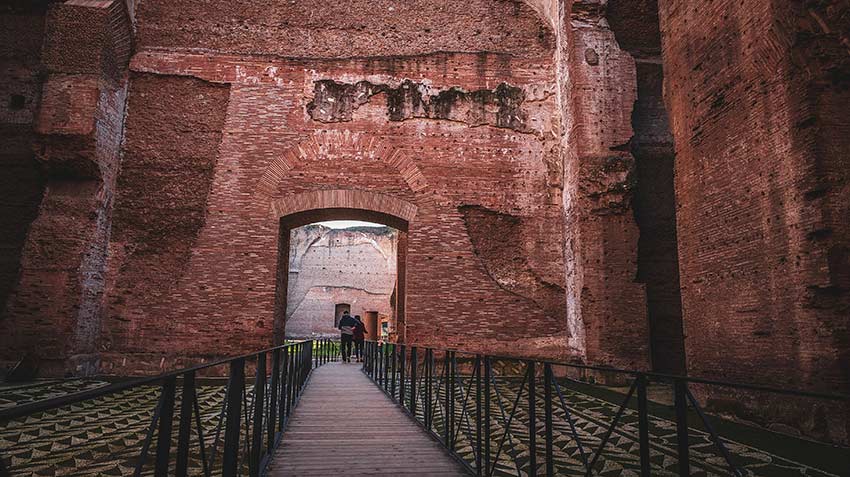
[272,189,414,346]
[256,130,429,201]
[270,189,417,231]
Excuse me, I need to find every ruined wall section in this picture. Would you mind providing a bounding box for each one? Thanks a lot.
[557,0,651,370]
[0,0,132,376]
[659,0,849,426]
[0,7,47,322]
[100,74,230,371]
[103,28,567,370]
[285,225,397,338]
[607,0,685,373]
[135,0,553,60]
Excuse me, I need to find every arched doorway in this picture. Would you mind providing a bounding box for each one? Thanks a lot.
[270,190,416,345]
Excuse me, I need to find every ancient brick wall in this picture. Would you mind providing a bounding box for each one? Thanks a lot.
[659,0,849,400]
[285,225,397,339]
[85,0,571,374]
[555,0,653,371]
[0,8,47,322]
[0,0,133,376]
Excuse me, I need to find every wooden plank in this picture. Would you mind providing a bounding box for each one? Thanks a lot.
[267,362,469,476]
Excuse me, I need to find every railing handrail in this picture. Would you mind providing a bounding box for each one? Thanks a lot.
[0,340,311,422]
[361,340,849,477]
[362,340,850,402]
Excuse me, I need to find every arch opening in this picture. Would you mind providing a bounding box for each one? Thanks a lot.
[274,205,409,345]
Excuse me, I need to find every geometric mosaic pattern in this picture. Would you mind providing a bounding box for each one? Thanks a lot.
[0,380,110,411]
[0,384,233,476]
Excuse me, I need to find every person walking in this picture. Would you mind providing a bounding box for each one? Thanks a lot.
[352,315,368,362]
[338,310,357,362]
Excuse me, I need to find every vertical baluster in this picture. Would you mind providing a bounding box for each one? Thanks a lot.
[410,346,418,415]
[484,356,491,476]
[250,353,266,476]
[475,355,483,476]
[391,343,397,400]
[222,359,245,477]
[543,364,554,477]
[424,349,431,428]
[399,344,406,407]
[637,374,651,477]
[286,347,294,418]
[674,379,690,476]
[528,361,537,477]
[383,342,390,391]
[176,371,195,477]
[268,349,280,454]
[444,350,451,448]
[154,376,176,477]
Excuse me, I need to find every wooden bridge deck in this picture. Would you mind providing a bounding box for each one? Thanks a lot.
[267,361,469,476]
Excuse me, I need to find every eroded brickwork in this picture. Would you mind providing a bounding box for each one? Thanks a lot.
[660,0,849,441]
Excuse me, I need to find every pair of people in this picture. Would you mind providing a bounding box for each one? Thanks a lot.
[338,310,367,362]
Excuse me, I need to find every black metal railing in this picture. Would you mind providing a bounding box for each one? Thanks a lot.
[0,338,342,476]
[363,340,850,477]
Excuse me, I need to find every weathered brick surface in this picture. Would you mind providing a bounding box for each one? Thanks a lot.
[659,0,850,442]
[0,10,47,319]
[557,1,652,371]
[95,43,569,371]
[135,0,553,60]
[0,0,132,376]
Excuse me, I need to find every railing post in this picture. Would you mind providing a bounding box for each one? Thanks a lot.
[286,346,294,418]
[399,344,406,407]
[444,350,451,448]
[268,349,280,454]
[280,346,289,427]
[636,374,651,476]
[250,353,266,477]
[410,346,418,415]
[424,348,431,428]
[475,355,483,476]
[176,371,195,477]
[449,351,456,449]
[484,356,491,476]
[223,358,245,477]
[674,378,690,476]
[543,363,554,477]
[154,376,176,477]
[383,342,390,391]
[528,360,537,477]
[391,343,397,399]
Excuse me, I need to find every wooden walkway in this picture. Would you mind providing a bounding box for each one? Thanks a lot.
[267,361,469,476]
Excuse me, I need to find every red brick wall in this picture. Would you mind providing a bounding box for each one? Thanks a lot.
[659,0,849,395]
[0,10,47,319]
[95,46,569,374]
[0,0,132,376]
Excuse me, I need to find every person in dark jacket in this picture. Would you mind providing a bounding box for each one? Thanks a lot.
[352,315,368,362]
[338,310,357,362]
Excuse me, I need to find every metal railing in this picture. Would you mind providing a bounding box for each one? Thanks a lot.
[0,338,342,476]
[362,340,850,477]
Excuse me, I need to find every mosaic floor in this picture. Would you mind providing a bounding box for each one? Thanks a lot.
[0,381,237,476]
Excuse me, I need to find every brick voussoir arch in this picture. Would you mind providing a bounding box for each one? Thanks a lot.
[270,189,418,227]
[256,130,430,200]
